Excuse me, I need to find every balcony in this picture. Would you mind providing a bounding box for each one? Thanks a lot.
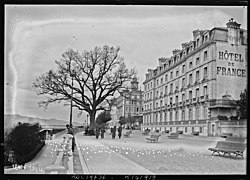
[190,120,196,124]
[183,121,189,125]
[209,99,237,108]
[194,79,199,85]
[201,76,208,82]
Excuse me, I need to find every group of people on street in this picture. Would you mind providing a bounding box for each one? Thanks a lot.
[110,125,123,139]
[95,126,106,139]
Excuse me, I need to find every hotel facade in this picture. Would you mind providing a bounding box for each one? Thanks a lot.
[142,19,247,136]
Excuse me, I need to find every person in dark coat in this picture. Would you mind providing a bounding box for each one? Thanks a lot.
[100,127,105,139]
[118,125,122,139]
[66,124,75,152]
[112,126,116,139]
[95,126,100,139]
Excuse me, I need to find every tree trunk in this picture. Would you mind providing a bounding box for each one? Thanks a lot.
[89,111,96,130]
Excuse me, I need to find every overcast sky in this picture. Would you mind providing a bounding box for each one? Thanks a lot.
[4,5,247,124]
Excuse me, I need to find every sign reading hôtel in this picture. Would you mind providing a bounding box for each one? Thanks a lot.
[217,50,246,77]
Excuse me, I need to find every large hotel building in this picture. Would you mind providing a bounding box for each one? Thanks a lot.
[142,19,247,136]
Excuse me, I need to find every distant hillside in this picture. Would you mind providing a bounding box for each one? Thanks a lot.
[4,114,82,131]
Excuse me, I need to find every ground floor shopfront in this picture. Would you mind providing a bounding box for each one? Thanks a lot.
[141,118,247,137]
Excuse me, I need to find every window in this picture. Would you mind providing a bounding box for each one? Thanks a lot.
[197,39,199,47]
[175,96,178,104]
[160,100,162,107]
[189,74,193,84]
[151,82,152,88]
[161,78,163,84]
[165,86,168,94]
[144,85,147,91]
[136,107,139,112]
[196,88,199,97]
[176,70,179,77]
[204,35,208,42]
[204,51,208,61]
[182,94,185,102]
[156,102,158,108]
[200,127,203,133]
[170,71,173,79]
[196,106,200,120]
[196,57,200,65]
[189,108,192,120]
[182,78,185,87]
[182,109,185,121]
[189,91,192,100]
[175,110,178,121]
[170,97,173,104]
[170,112,173,121]
[170,83,173,92]
[165,74,168,82]
[204,86,207,96]
[156,79,159,86]
[189,61,193,69]
[196,71,200,81]
[204,67,208,77]
[150,92,152,99]
[182,65,185,73]
[156,91,158,98]
[185,126,187,132]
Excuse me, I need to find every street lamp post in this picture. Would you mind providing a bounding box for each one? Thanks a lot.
[69,70,76,126]
[87,114,89,127]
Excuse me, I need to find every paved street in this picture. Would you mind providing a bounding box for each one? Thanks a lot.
[75,130,246,175]
[4,130,246,175]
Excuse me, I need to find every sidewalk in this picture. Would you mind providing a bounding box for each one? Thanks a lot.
[75,133,154,175]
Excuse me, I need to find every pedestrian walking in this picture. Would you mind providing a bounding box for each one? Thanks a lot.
[66,124,75,152]
[100,127,105,139]
[95,126,100,139]
[112,126,116,139]
[118,125,122,139]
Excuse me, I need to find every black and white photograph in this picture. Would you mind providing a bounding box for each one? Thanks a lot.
[4,4,247,177]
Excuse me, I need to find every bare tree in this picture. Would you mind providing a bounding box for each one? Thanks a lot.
[33,45,136,128]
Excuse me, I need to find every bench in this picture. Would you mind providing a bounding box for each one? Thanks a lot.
[123,130,132,137]
[221,133,233,138]
[225,136,246,143]
[177,130,183,134]
[192,131,199,136]
[167,133,179,139]
[208,141,246,158]
[146,134,161,143]
[142,130,150,136]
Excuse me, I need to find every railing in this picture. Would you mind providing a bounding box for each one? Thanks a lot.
[183,121,189,125]
[210,99,237,106]
[197,120,206,124]
[45,134,74,174]
[190,120,196,124]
